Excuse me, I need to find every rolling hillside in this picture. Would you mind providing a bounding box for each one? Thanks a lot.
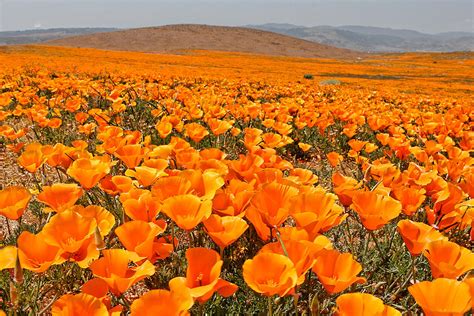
[45,24,362,59]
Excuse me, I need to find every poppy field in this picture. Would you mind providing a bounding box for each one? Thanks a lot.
[0,46,473,315]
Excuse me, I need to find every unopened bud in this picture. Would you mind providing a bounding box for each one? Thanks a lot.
[13,254,23,284]
[94,227,106,250]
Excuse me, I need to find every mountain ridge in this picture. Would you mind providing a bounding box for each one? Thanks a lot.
[248,24,474,52]
[2,24,472,53]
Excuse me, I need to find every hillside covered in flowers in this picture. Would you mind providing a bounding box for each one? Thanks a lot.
[0,45,473,315]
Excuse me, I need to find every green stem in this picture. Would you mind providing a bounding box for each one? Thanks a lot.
[344,219,356,254]
[369,230,387,261]
[411,255,416,282]
[120,294,131,308]
[188,230,194,248]
[267,296,273,316]
[293,293,299,315]
[171,222,176,252]
[274,227,289,258]
[391,256,416,298]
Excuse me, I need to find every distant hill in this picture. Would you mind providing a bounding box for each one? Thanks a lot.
[3,24,472,53]
[248,24,474,52]
[0,28,116,45]
[45,24,361,59]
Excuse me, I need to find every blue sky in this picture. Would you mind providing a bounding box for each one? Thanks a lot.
[1,0,472,33]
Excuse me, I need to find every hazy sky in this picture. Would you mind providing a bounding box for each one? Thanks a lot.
[0,0,472,33]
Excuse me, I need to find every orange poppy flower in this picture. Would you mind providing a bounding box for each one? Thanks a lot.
[114,144,145,169]
[261,133,284,150]
[199,148,226,161]
[433,183,465,215]
[115,220,166,261]
[125,158,168,187]
[207,118,233,136]
[249,181,299,228]
[175,147,199,169]
[17,143,47,173]
[365,142,378,153]
[99,175,133,195]
[276,226,310,241]
[273,122,292,136]
[52,293,108,316]
[172,248,238,303]
[0,186,32,220]
[170,138,189,153]
[99,136,127,155]
[67,156,113,189]
[459,172,474,198]
[161,194,212,230]
[47,118,62,129]
[243,127,263,149]
[212,179,254,217]
[230,127,241,137]
[351,191,402,230]
[70,205,115,239]
[37,183,83,213]
[408,278,471,316]
[339,120,356,137]
[243,252,297,297]
[391,186,426,216]
[81,278,123,315]
[6,142,25,154]
[44,143,74,169]
[277,231,333,259]
[244,205,271,241]
[151,176,193,201]
[291,190,347,239]
[197,158,229,176]
[179,169,224,200]
[327,152,343,167]
[184,122,209,143]
[368,162,400,187]
[155,120,173,139]
[312,249,366,294]
[259,239,317,285]
[66,236,101,268]
[41,210,96,254]
[348,139,368,152]
[463,277,474,309]
[203,215,249,250]
[287,168,319,186]
[153,235,177,260]
[0,246,17,270]
[121,188,160,222]
[253,168,283,186]
[17,231,62,272]
[396,220,446,256]
[332,172,362,207]
[71,140,89,152]
[423,240,474,279]
[90,249,155,295]
[335,293,401,316]
[130,278,194,315]
[75,112,89,124]
[228,153,264,181]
